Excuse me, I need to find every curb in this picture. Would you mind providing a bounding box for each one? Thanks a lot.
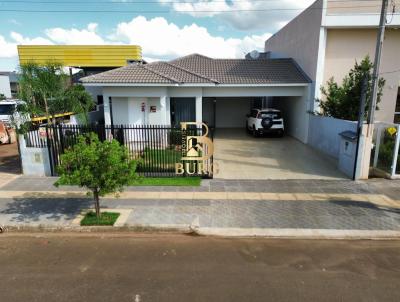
[2,224,400,240]
[194,227,400,239]
[0,224,191,234]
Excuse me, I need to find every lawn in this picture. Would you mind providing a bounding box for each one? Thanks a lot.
[129,177,201,186]
[80,211,120,226]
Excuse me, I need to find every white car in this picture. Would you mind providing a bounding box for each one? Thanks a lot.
[0,99,28,128]
[246,108,284,137]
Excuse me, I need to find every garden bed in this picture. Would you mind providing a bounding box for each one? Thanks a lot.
[80,211,120,226]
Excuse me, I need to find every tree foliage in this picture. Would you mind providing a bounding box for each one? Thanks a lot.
[17,61,94,126]
[317,56,385,121]
[55,133,137,217]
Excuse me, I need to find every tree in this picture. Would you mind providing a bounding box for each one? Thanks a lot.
[18,61,94,126]
[55,133,137,218]
[0,93,6,100]
[317,56,385,121]
[63,85,95,124]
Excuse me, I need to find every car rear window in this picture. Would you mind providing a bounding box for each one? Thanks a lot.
[0,104,15,115]
[259,111,281,119]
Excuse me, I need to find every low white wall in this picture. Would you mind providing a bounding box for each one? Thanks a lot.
[308,115,357,159]
[19,135,51,176]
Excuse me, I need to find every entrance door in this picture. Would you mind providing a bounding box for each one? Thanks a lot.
[170,98,196,127]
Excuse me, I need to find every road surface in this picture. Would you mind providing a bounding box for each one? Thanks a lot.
[0,233,399,302]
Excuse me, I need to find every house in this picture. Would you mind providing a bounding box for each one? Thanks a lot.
[80,53,312,143]
[265,0,400,123]
[0,72,14,99]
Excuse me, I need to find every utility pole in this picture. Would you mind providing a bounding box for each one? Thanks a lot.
[355,0,389,179]
[367,0,389,129]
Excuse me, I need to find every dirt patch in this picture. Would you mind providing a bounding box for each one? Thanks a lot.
[0,142,21,174]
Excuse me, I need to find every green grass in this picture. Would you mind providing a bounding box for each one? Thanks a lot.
[138,148,182,170]
[129,177,201,186]
[80,211,120,226]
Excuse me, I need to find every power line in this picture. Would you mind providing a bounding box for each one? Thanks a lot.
[0,0,386,3]
[0,5,384,14]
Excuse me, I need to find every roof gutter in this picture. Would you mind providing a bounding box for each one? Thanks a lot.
[82,83,309,87]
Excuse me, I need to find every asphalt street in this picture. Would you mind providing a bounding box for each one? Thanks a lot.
[0,234,400,302]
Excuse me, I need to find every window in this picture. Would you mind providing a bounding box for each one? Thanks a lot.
[0,104,15,115]
[394,88,400,124]
[97,95,104,105]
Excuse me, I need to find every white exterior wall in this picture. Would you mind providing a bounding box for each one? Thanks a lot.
[274,86,311,143]
[308,115,357,159]
[0,75,12,98]
[96,84,311,143]
[19,135,51,176]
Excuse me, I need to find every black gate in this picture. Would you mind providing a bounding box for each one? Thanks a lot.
[25,124,214,178]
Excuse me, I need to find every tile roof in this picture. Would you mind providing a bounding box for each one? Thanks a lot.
[81,54,310,85]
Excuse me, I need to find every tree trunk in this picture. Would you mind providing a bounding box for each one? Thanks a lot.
[93,190,101,218]
[43,96,52,125]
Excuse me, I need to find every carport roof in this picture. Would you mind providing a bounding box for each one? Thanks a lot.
[80,54,311,85]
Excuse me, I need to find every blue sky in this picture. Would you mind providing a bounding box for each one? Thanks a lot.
[0,0,313,71]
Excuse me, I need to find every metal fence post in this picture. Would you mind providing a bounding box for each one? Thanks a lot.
[390,124,400,177]
[373,124,382,168]
[45,125,54,176]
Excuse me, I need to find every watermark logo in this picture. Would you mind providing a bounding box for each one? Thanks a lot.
[175,122,218,175]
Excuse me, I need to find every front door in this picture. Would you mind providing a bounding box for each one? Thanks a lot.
[170,98,196,127]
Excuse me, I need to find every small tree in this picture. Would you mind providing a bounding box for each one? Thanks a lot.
[55,133,137,217]
[317,56,385,121]
[0,93,6,100]
[18,62,94,126]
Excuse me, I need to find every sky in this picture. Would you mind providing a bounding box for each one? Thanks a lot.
[0,0,314,71]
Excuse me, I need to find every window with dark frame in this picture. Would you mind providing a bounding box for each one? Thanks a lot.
[97,95,104,105]
[394,87,400,124]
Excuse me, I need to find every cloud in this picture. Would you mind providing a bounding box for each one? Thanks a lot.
[45,23,105,44]
[0,17,271,66]
[0,35,18,58]
[8,19,22,26]
[159,0,314,31]
[0,32,52,58]
[111,16,271,59]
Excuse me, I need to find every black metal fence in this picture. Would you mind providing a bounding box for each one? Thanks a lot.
[24,124,214,178]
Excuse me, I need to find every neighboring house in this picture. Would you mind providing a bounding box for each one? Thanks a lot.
[0,72,13,99]
[17,45,143,110]
[265,0,400,123]
[0,72,18,98]
[80,54,312,143]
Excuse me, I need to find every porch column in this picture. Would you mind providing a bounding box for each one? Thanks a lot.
[195,96,202,124]
[160,95,168,125]
[103,94,111,125]
[165,97,171,126]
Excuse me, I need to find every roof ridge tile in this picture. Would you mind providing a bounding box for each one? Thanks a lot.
[165,62,219,84]
[143,63,181,84]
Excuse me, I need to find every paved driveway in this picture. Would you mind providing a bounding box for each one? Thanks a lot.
[213,128,346,180]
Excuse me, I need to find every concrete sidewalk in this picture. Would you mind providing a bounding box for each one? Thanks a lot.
[0,175,400,238]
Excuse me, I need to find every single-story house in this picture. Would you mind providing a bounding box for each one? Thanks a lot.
[81,54,312,143]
